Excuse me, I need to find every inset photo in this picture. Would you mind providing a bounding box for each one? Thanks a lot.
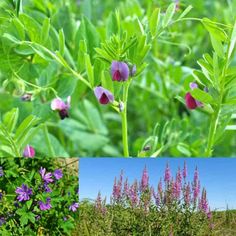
[0,157,79,235]
[79,158,236,235]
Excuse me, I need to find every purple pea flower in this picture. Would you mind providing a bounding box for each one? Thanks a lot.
[185,82,203,110]
[39,167,53,184]
[0,167,3,177]
[111,61,129,81]
[38,197,52,211]
[69,202,79,212]
[23,145,35,158]
[15,184,33,202]
[94,86,114,105]
[51,96,71,119]
[54,169,63,180]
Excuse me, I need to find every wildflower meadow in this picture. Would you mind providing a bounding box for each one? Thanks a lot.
[79,160,236,236]
[0,0,236,157]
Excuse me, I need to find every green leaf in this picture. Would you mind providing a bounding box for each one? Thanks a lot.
[15,115,40,148]
[12,17,25,40]
[202,18,228,42]
[3,108,19,133]
[85,53,94,87]
[210,34,225,58]
[162,3,176,28]
[16,0,23,16]
[149,8,160,37]
[101,71,114,94]
[59,28,65,56]
[228,19,236,60]
[41,17,50,44]
[190,88,214,104]
[106,12,118,38]
[178,5,193,20]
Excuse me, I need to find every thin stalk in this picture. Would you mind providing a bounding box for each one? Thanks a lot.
[205,106,220,157]
[205,26,232,156]
[121,82,130,157]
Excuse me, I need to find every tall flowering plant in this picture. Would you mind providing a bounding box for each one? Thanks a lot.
[0,157,79,235]
[79,162,213,235]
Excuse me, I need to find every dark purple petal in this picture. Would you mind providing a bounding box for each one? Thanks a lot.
[111,61,129,81]
[94,86,114,105]
[185,92,198,110]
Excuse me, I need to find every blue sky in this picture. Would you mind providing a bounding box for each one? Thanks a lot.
[79,158,236,210]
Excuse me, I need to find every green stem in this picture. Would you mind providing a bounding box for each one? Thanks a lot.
[43,125,55,157]
[205,106,220,157]
[121,82,130,157]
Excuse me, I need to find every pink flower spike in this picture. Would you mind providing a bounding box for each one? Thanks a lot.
[23,145,35,158]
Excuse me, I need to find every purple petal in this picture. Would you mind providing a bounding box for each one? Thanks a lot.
[94,86,114,105]
[51,98,67,111]
[111,61,129,81]
[190,82,198,90]
[23,145,35,158]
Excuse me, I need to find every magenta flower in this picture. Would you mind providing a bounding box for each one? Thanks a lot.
[199,188,209,214]
[164,163,171,183]
[38,197,52,211]
[94,86,114,105]
[111,171,123,203]
[140,166,149,192]
[39,167,53,184]
[183,161,187,179]
[54,169,63,180]
[111,61,129,81]
[69,202,79,212]
[192,167,200,203]
[185,82,203,110]
[23,145,35,158]
[15,184,33,202]
[129,180,139,207]
[123,178,129,198]
[51,96,71,119]
[184,182,191,205]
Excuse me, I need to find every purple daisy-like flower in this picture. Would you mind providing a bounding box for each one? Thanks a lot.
[94,86,114,105]
[0,167,3,177]
[23,145,35,158]
[15,184,33,202]
[69,202,79,212]
[111,61,129,82]
[39,167,53,184]
[54,169,63,180]
[38,197,52,211]
[51,96,71,119]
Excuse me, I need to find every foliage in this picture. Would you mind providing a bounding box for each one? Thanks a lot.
[0,0,236,157]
